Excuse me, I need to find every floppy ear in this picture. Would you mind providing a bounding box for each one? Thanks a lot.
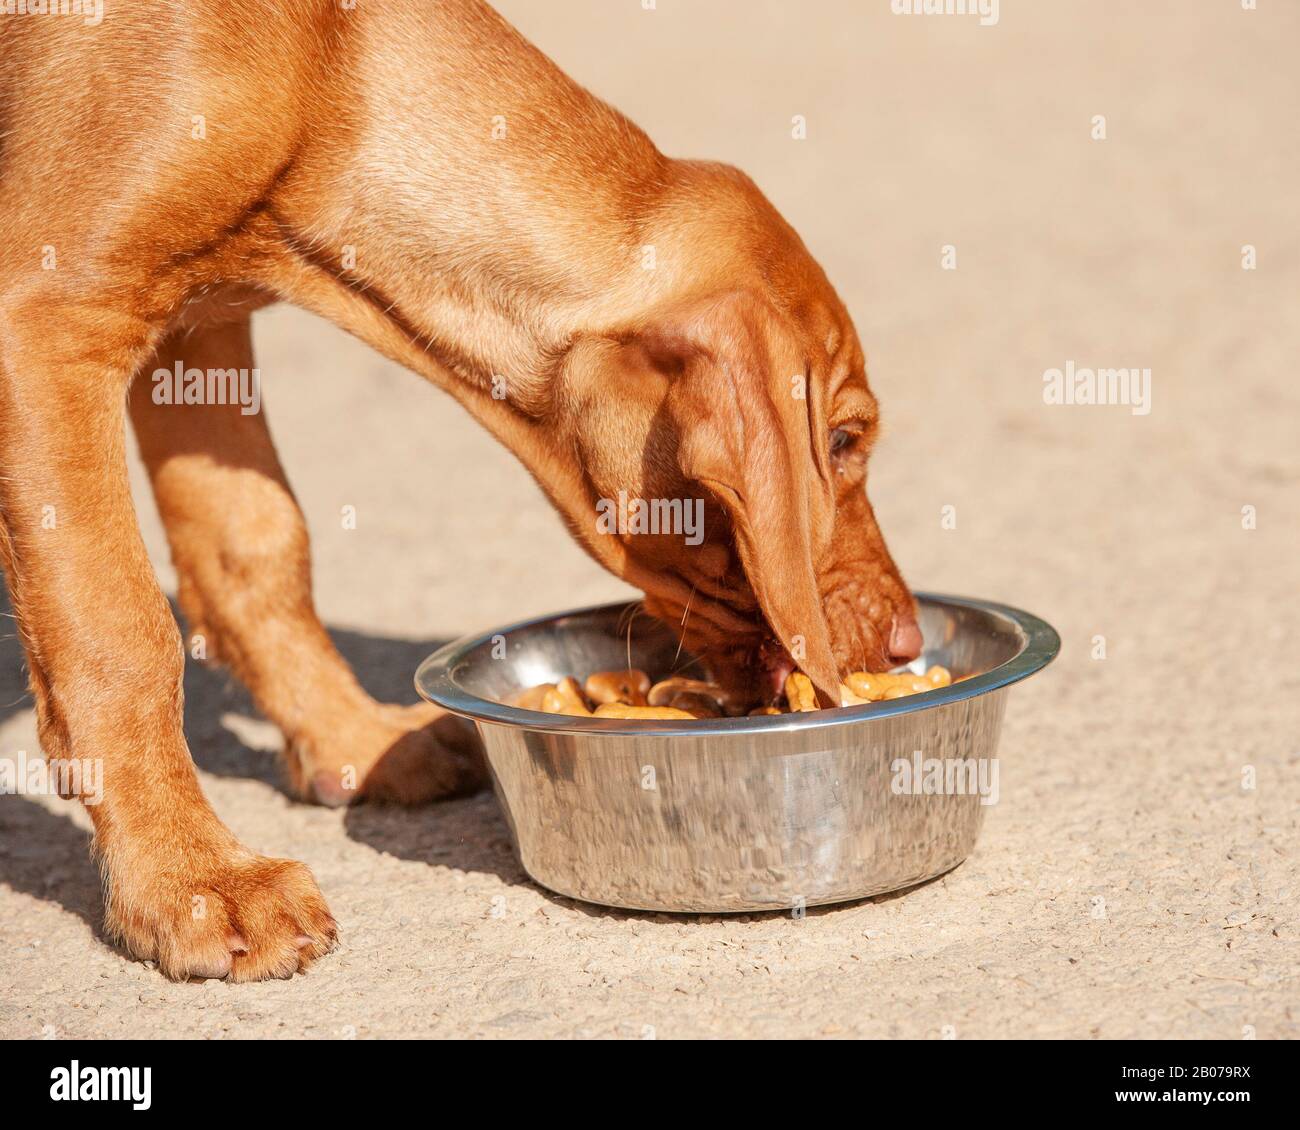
[654,293,841,704]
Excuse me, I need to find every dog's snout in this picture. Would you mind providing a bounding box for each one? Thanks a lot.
[888,612,923,665]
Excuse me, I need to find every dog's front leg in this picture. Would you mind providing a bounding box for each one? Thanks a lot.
[128,316,484,806]
[0,326,336,981]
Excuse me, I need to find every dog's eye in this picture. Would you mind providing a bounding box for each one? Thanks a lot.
[829,427,857,456]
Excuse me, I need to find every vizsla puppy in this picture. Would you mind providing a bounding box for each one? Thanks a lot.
[0,0,920,979]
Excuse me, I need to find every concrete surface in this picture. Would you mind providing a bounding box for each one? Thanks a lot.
[1,0,1297,1038]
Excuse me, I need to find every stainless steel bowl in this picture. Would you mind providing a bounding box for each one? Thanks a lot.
[416,593,1058,913]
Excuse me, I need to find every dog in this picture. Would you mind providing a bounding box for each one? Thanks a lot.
[0,0,920,980]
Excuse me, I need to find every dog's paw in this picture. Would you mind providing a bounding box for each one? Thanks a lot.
[286,702,488,808]
[103,837,337,982]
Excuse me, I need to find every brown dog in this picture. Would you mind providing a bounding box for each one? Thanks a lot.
[0,0,919,980]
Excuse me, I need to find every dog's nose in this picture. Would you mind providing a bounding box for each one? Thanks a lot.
[888,612,923,664]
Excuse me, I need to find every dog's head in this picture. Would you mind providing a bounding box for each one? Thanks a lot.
[553,188,919,707]
[309,148,919,709]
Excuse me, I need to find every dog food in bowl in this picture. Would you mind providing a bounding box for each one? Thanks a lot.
[515,665,955,720]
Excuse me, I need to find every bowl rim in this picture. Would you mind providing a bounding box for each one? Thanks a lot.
[414,591,1059,737]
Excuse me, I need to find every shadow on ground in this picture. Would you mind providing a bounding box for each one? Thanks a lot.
[0,583,521,934]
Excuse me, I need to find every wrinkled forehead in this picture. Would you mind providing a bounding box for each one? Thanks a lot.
[815,311,876,411]
[779,289,865,375]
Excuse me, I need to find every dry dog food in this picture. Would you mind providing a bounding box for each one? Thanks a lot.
[516,665,955,719]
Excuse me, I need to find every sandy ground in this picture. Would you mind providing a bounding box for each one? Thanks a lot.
[2,0,1298,1039]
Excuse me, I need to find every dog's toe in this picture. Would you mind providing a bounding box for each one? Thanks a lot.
[185,951,236,980]
[222,858,337,981]
[308,769,356,808]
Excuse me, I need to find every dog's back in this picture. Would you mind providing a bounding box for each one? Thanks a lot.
[0,4,328,309]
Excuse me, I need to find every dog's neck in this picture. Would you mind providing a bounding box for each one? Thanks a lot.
[273,0,697,403]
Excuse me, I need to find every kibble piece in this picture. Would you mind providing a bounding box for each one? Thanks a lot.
[542,676,592,716]
[515,683,556,711]
[784,672,818,712]
[844,671,887,701]
[663,692,723,718]
[647,677,739,714]
[584,669,651,706]
[593,703,696,720]
[840,683,871,707]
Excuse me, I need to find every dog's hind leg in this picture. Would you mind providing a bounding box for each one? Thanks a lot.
[128,315,485,807]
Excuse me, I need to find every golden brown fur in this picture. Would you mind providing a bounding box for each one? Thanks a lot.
[0,0,917,979]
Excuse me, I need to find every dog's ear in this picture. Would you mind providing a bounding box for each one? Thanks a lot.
[650,292,841,703]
